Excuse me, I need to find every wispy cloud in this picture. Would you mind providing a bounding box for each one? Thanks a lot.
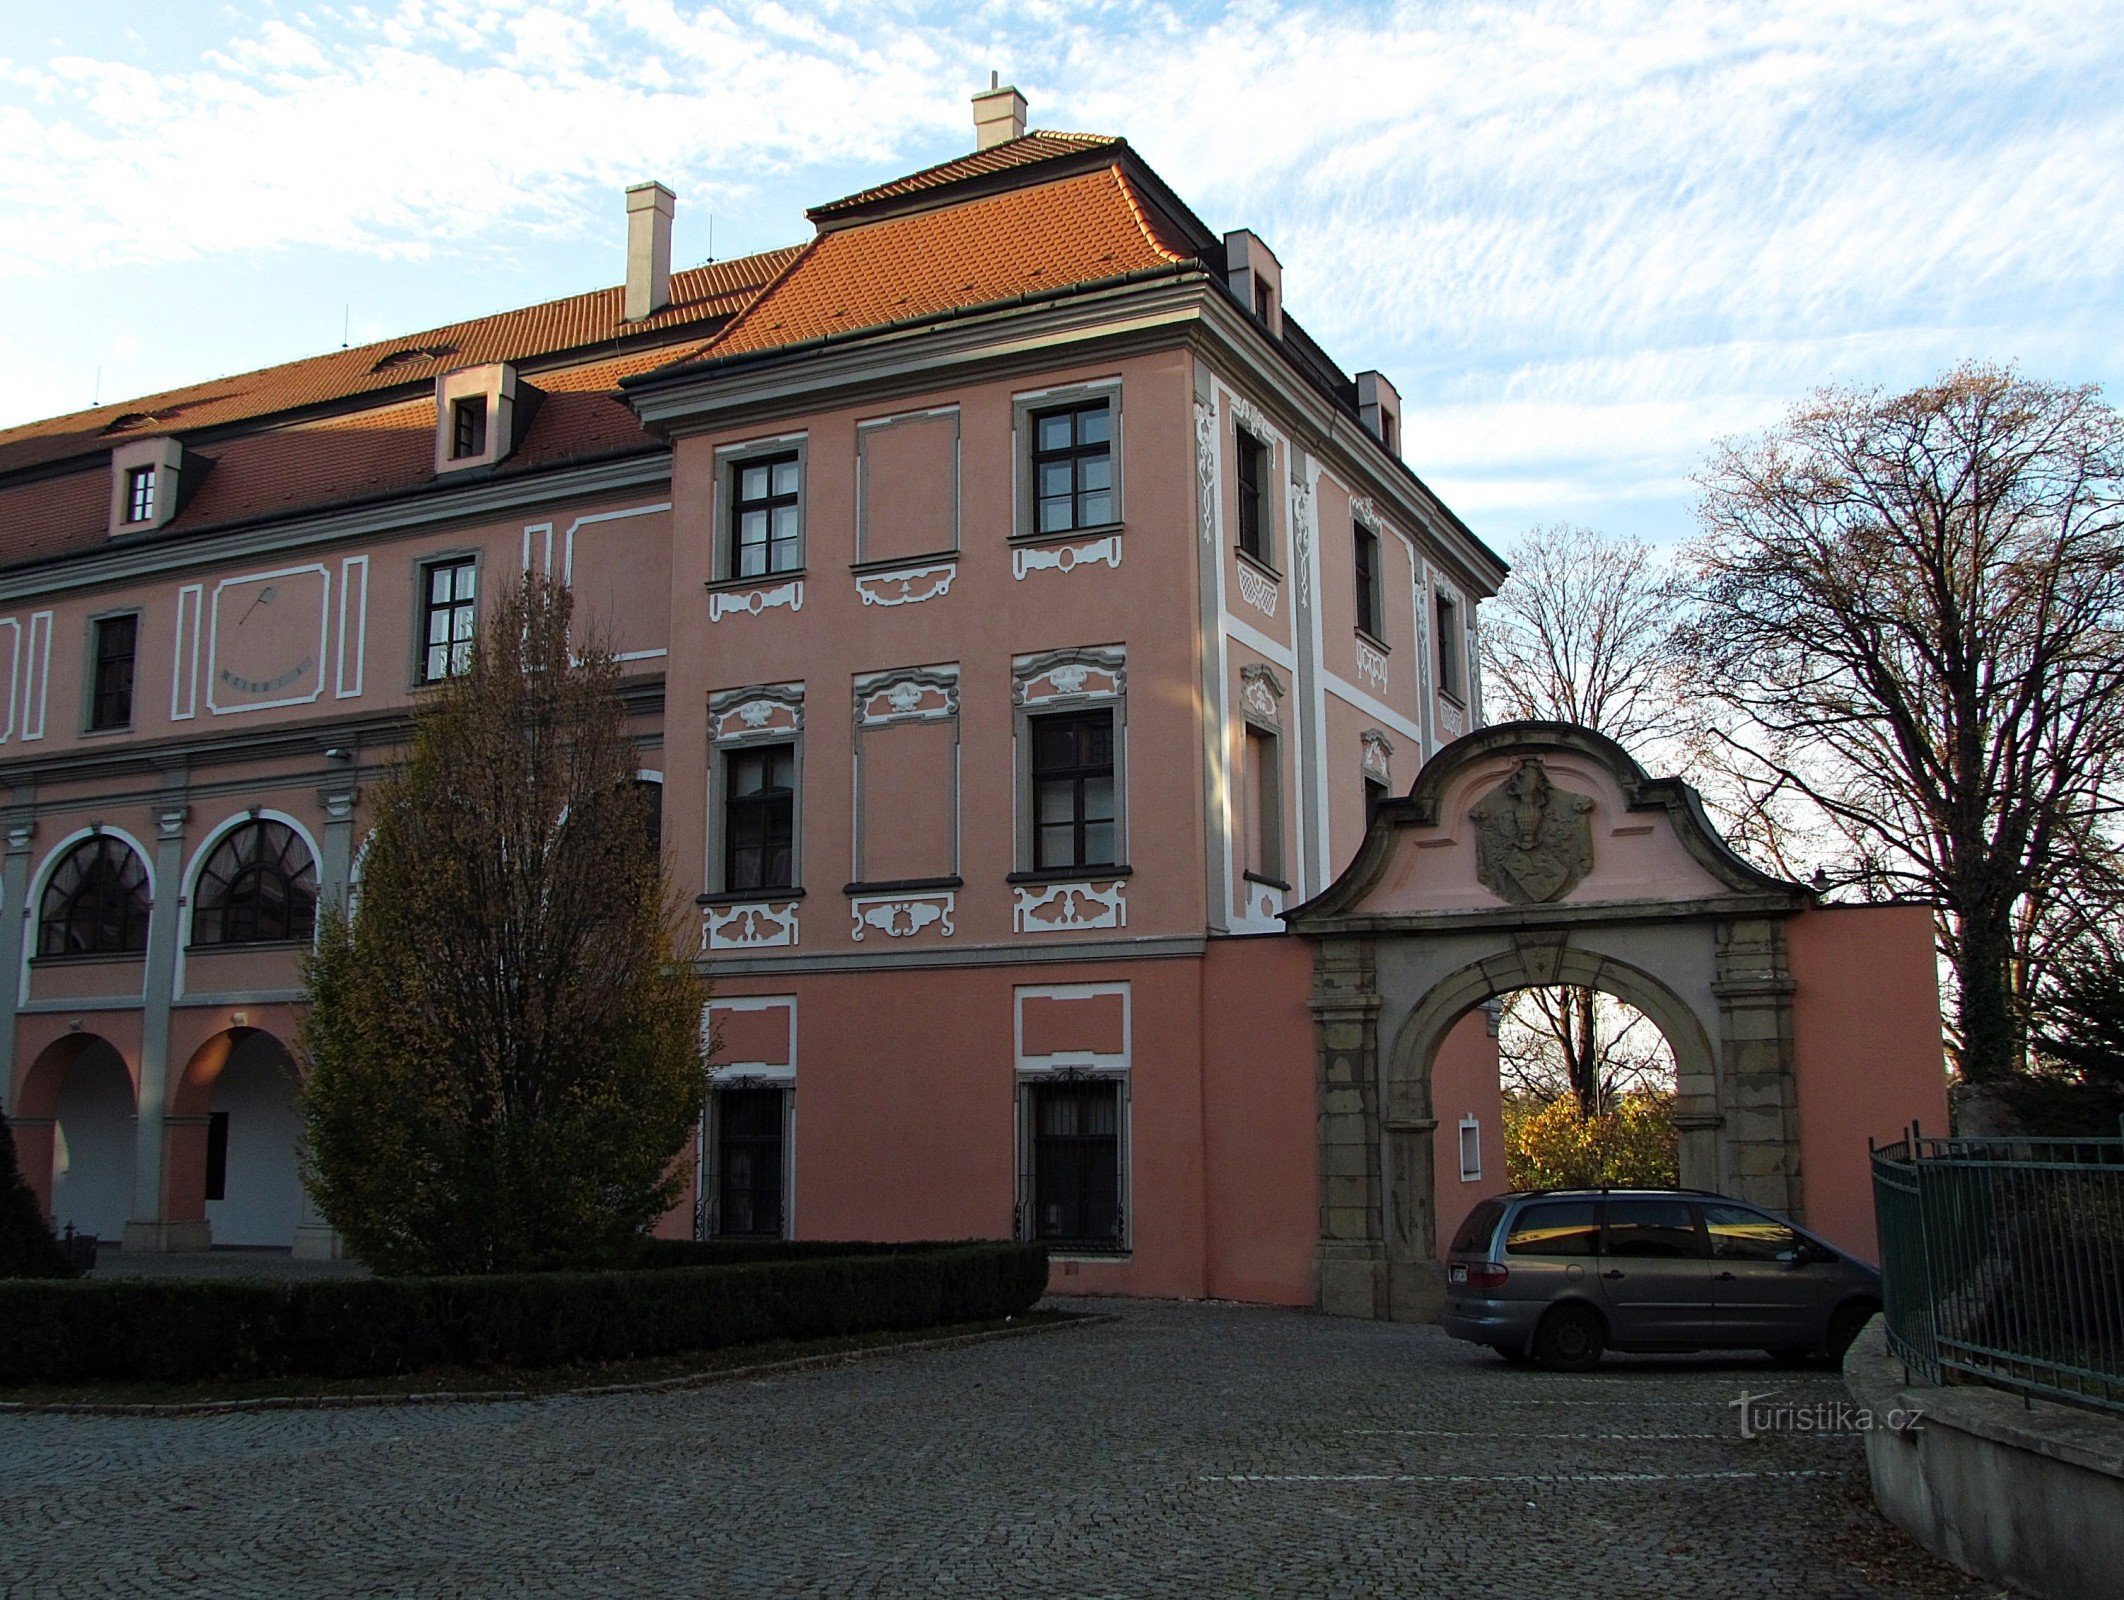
[2,0,2118,549]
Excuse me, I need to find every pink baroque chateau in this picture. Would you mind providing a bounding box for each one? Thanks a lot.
[0,88,1945,1309]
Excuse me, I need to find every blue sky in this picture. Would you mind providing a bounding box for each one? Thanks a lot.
[2,0,2119,553]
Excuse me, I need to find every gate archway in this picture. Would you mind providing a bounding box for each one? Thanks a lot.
[1288,722,1824,1323]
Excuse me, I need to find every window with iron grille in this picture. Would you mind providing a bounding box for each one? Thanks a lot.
[1354,522,1383,638]
[729,452,802,579]
[37,835,151,957]
[88,613,138,731]
[1030,401,1113,534]
[1030,710,1115,871]
[714,1087,786,1238]
[450,395,488,459]
[125,466,156,524]
[723,744,795,892]
[419,557,477,683]
[1235,428,1270,563]
[191,820,318,947]
[1027,1078,1123,1251]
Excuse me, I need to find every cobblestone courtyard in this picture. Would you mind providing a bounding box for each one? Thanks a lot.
[1,1299,1983,1599]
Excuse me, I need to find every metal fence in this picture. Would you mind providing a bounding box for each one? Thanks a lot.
[1872,1124,2124,1416]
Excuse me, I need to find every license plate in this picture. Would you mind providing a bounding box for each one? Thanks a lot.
[1448,1264,1467,1284]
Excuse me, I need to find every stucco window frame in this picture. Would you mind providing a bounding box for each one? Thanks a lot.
[1011,691,1129,883]
[79,605,143,737]
[409,547,483,690]
[1014,1067,1132,1259]
[1010,380,1125,547]
[711,434,810,588]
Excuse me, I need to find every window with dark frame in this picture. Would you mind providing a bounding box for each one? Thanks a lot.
[190,820,319,947]
[125,466,156,524]
[88,613,138,731]
[1436,591,1464,701]
[1243,725,1282,882]
[1254,279,1275,324]
[419,557,478,683]
[1028,1078,1122,1251]
[714,1086,785,1237]
[1030,400,1113,535]
[729,452,802,579]
[1354,521,1382,637]
[450,395,488,459]
[204,1112,230,1202]
[36,834,151,957]
[1030,710,1116,871]
[1235,428,1269,563]
[723,743,796,892]
[1379,411,1397,454]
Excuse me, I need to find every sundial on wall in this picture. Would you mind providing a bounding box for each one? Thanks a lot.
[209,566,329,713]
[1469,757,1595,904]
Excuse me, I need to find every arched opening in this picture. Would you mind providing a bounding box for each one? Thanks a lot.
[177,1028,304,1249]
[37,834,151,956]
[1496,986,1679,1190]
[191,819,319,946]
[22,1035,137,1243]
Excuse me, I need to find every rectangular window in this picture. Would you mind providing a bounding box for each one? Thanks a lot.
[125,466,156,524]
[88,613,138,731]
[714,1087,786,1238]
[203,1111,230,1203]
[419,557,478,684]
[1379,411,1397,454]
[1030,710,1116,871]
[1458,1117,1482,1182]
[1030,400,1114,534]
[450,395,488,459]
[1354,522,1382,637]
[1028,1078,1122,1251]
[724,743,796,892]
[1253,279,1275,323]
[1235,428,1270,563]
[1436,591,1463,702]
[1242,725,1282,883]
[730,452,803,580]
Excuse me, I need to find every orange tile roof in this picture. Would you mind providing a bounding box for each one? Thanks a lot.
[0,248,801,480]
[698,165,1193,362]
[808,132,1123,221]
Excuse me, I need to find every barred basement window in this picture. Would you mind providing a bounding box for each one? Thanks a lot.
[1027,1078,1123,1251]
[715,1087,787,1238]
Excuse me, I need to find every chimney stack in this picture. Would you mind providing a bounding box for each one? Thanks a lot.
[972,76,1027,150]
[624,181,675,322]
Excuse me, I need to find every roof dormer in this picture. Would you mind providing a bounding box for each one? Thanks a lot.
[1355,371,1402,458]
[434,362,537,476]
[108,436,187,537]
[1223,229,1283,339]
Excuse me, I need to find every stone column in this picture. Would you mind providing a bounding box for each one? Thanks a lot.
[0,816,34,1116]
[315,782,359,916]
[1312,935,1386,1318]
[1711,916,1805,1220]
[124,799,201,1253]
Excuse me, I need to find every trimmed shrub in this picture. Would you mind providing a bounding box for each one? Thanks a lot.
[0,1109,74,1280]
[0,1241,1047,1387]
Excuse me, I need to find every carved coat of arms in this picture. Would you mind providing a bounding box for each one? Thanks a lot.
[1469,758,1595,904]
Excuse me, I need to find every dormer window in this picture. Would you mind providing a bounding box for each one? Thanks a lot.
[451,396,488,460]
[1254,280,1275,324]
[125,466,156,524]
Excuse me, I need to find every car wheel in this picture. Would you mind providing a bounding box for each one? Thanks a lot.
[1532,1303,1606,1372]
[1824,1301,1876,1365]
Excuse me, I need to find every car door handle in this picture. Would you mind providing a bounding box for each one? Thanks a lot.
[1602,1269,1624,1280]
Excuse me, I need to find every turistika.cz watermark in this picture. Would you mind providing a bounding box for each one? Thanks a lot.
[1728,1390,1923,1439]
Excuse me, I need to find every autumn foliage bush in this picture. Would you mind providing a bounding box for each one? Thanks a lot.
[1503,1089,1679,1190]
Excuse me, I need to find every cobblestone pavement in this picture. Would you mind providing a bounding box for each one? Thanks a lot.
[1,1299,1980,1599]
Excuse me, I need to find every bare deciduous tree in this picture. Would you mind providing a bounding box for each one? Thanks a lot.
[1497,988,1676,1116]
[1683,364,2124,1084]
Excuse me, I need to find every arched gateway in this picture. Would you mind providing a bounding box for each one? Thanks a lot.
[1286,721,1945,1323]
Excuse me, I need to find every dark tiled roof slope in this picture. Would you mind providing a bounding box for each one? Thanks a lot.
[807,132,1121,221]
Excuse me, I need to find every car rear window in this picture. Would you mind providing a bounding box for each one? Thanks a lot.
[1449,1199,1505,1255]
[1505,1199,1600,1257]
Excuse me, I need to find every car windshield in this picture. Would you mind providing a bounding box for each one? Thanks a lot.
[1449,1199,1505,1255]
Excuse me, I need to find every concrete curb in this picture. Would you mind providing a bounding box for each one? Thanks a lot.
[0,1311,1118,1419]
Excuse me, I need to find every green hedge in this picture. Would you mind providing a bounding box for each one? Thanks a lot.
[0,1242,1049,1387]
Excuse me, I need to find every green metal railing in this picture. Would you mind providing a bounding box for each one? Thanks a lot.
[1872,1123,2124,1416]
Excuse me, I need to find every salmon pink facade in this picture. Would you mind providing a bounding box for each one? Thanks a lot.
[0,92,1944,1310]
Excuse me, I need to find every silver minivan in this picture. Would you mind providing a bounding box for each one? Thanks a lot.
[1440,1188,1881,1370]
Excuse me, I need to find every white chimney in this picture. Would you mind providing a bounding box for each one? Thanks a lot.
[972,77,1027,150]
[624,181,675,322]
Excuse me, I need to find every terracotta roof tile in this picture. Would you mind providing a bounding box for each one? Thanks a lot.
[701,166,1191,362]
[807,132,1123,221]
[0,248,802,479]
